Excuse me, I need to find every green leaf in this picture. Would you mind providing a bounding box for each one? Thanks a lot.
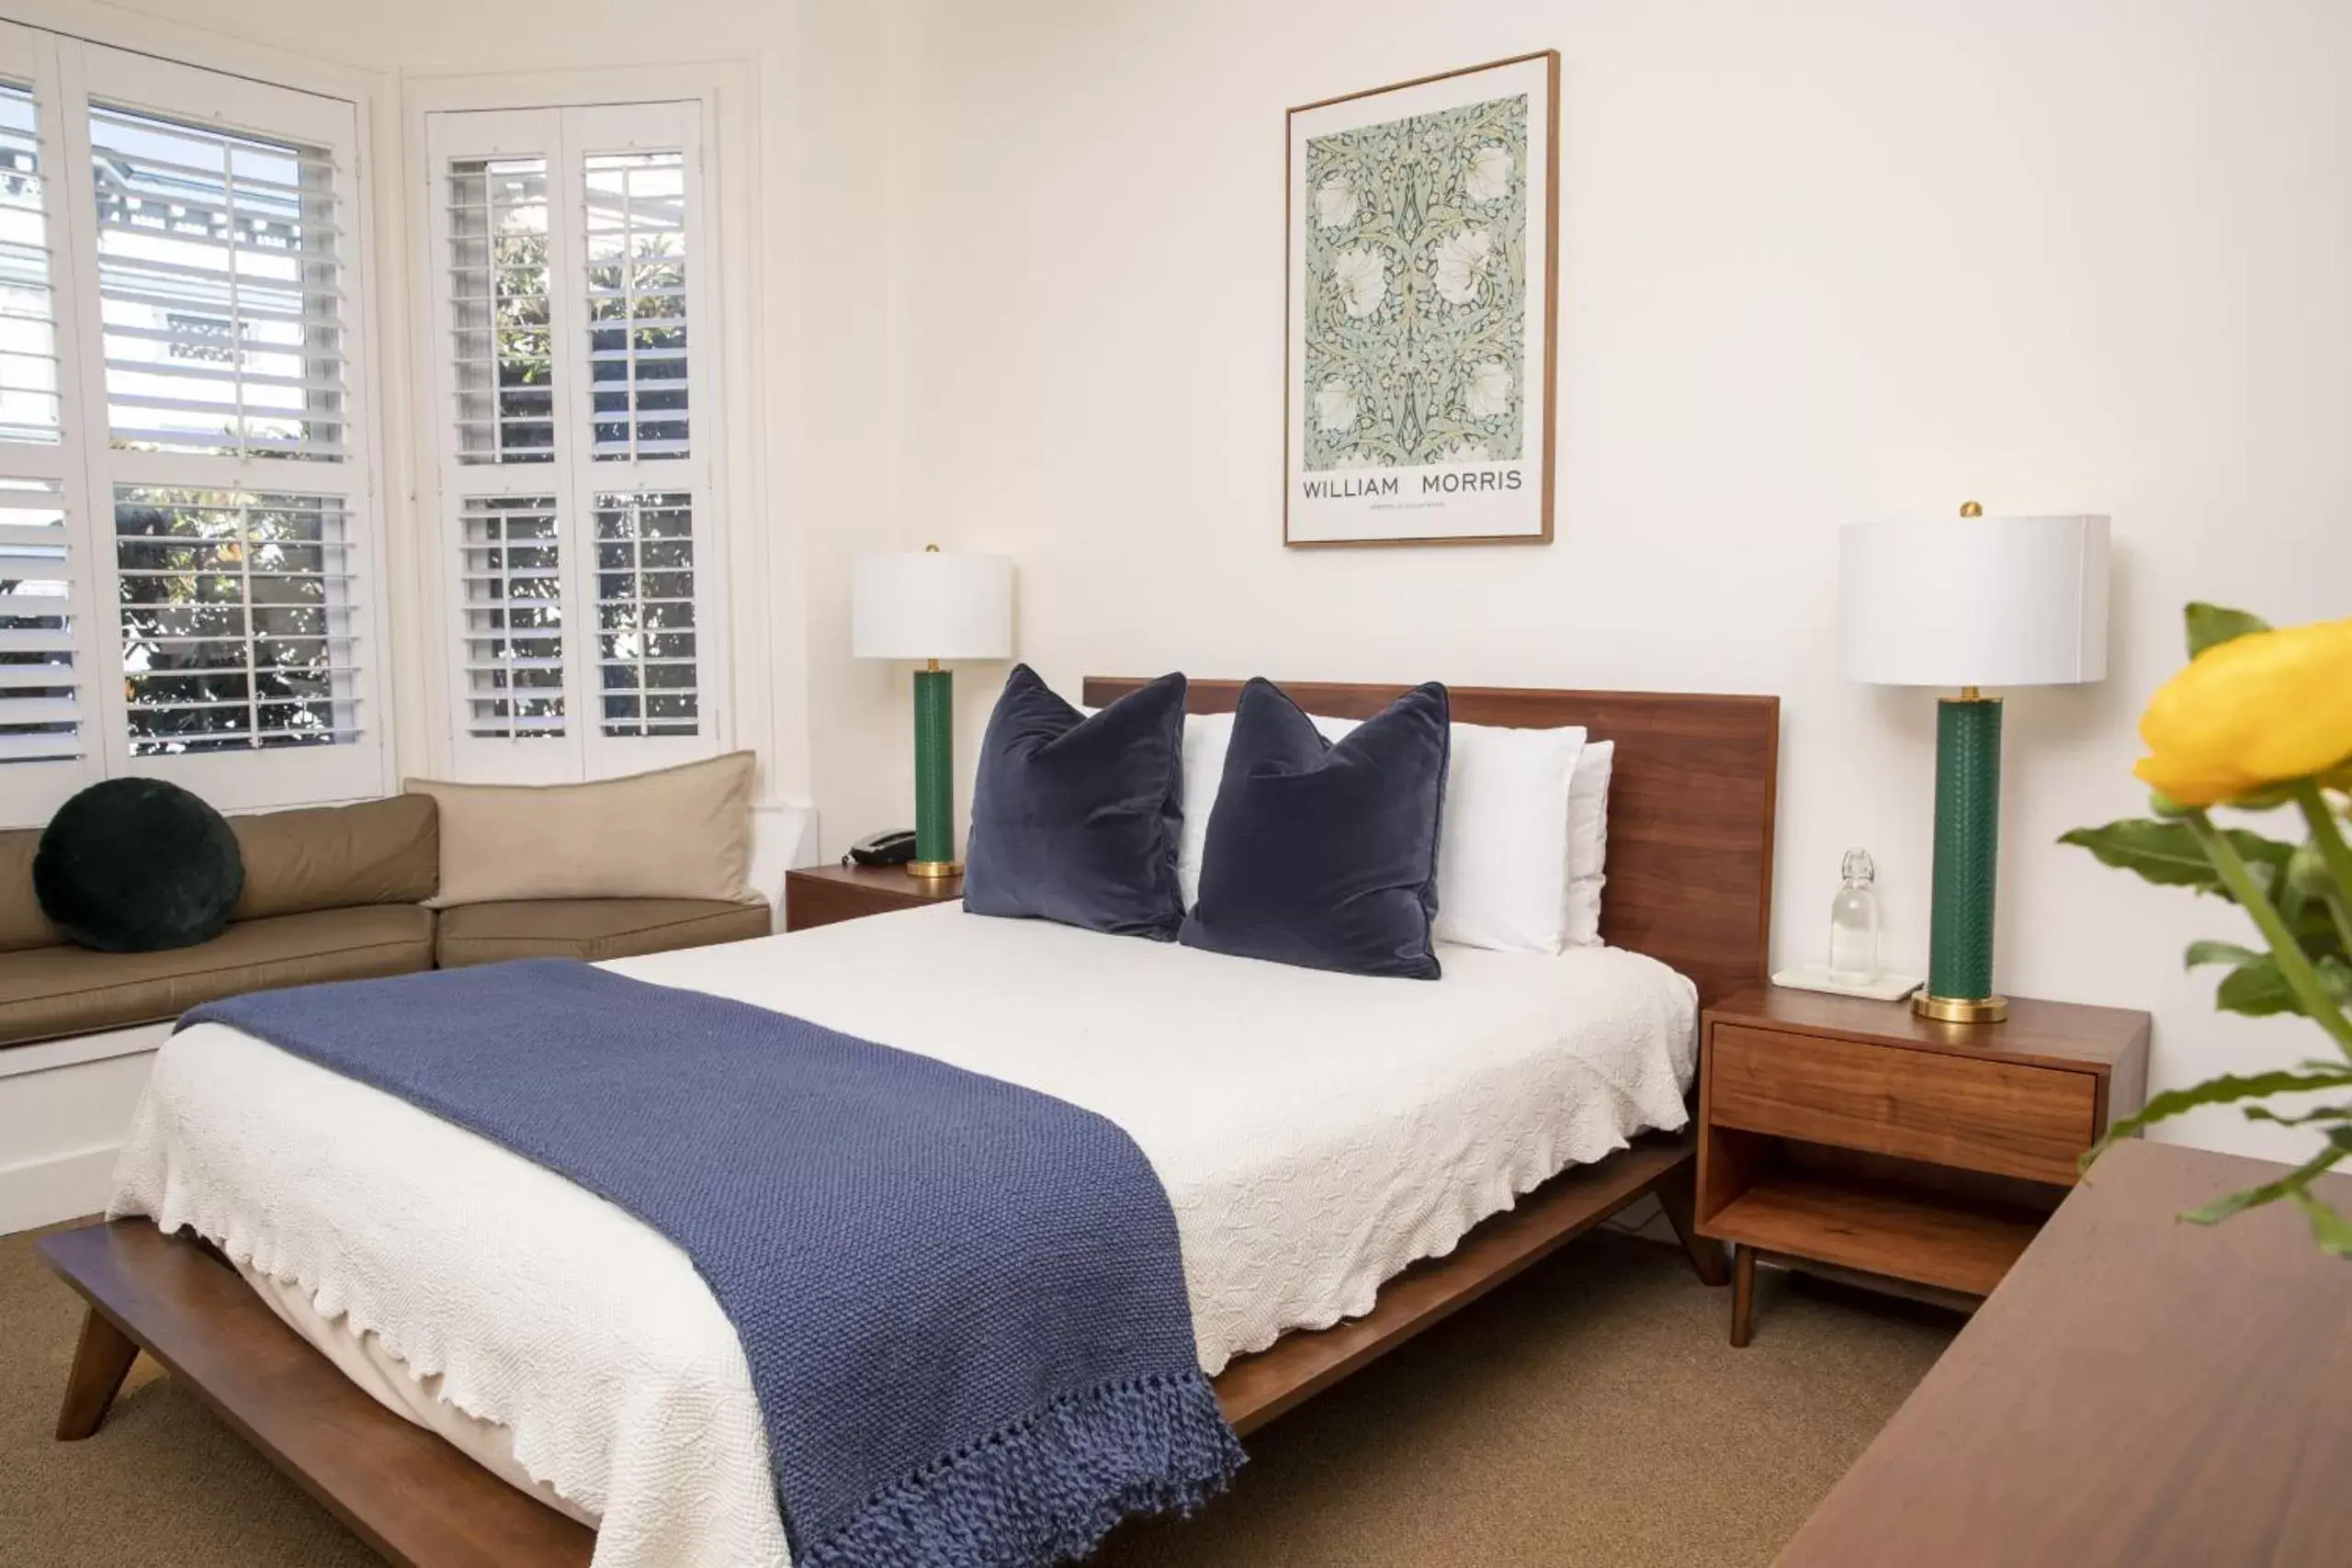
[2243,1102,2352,1127]
[2091,1069,2352,1156]
[2181,1131,2349,1225]
[2211,954,2352,1017]
[2186,940,2264,970]
[2059,818,2297,899]
[2290,1189,2352,1257]
[2184,602,2270,658]
[2216,955,2300,1016]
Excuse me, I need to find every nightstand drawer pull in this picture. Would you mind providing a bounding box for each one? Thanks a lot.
[1708,1025,2097,1186]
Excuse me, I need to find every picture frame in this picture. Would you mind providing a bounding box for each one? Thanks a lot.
[1284,51,1560,547]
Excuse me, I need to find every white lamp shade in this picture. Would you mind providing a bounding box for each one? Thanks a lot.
[851,551,1014,661]
[1841,514,2110,687]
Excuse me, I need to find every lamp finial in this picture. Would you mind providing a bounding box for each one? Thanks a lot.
[1959,501,1984,517]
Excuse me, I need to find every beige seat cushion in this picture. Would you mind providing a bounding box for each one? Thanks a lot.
[435,897,771,969]
[0,905,435,1047]
[407,752,756,908]
[231,795,439,919]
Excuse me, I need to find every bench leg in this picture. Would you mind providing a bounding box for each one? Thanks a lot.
[56,1305,138,1440]
[1657,1165,1732,1287]
[1730,1246,1757,1348]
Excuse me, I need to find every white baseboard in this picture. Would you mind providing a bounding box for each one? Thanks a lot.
[0,1142,118,1235]
[0,1034,161,1235]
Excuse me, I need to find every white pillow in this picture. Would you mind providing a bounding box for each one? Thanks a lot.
[1175,710,1234,910]
[1563,739,1614,946]
[1180,705,1598,953]
[1302,712,1587,954]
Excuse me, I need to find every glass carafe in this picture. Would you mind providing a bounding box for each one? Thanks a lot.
[1827,848,1882,987]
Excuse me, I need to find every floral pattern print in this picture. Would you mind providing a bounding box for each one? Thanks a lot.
[1301,93,1528,471]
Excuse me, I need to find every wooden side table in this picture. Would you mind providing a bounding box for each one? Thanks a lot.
[783,863,964,932]
[1695,986,2149,1345]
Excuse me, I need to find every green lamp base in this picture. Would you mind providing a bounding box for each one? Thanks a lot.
[910,663,957,878]
[1919,691,2005,1025]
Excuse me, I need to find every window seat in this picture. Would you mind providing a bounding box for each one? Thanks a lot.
[436,898,771,968]
[0,795,775,1050]
[0,905,436,1047]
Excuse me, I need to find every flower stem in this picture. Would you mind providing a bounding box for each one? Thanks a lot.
[2292,781,2352,957]
[2188,808,2352,1055]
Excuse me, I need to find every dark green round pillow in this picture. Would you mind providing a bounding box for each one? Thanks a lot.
[34,778,245,953]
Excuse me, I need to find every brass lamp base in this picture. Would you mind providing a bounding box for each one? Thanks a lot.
[906,860,963,880]
[1913,991,2008,1025]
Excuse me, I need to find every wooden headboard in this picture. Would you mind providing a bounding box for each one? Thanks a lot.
[1082,678,1781,1007]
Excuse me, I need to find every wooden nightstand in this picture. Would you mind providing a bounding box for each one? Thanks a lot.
[1696,986,2149,1346]
[783,863,965,932]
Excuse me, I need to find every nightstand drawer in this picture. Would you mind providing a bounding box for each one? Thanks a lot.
[1708,1024,2097,1185]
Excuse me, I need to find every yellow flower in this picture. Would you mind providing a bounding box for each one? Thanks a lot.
[2135,615,2352,806]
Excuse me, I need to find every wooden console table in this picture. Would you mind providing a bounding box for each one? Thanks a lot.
[1777,1137,2352,1567]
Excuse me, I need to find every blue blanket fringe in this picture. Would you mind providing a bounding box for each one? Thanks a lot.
[807,1369,1244,1568]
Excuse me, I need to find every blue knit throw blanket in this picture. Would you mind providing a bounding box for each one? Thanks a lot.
[181,959,1244,1568]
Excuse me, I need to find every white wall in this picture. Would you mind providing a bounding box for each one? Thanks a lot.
[51,0,2352,1160]
[876,0,2352,1159]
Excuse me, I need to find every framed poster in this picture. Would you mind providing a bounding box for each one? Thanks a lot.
[1284,51,1559,547]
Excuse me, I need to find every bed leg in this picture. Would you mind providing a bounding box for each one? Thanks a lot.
[1657,1165,1731,1287]
[55,1306,139,1440]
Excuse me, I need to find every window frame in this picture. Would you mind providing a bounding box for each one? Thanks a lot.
[0,19,394,825]
[420,96,731,785]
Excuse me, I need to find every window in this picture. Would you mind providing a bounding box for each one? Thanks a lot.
[89,104,347,460]
[0,21,385,826]
[0,81,59,447]
[115,488,356,753]
[426,103,722,783]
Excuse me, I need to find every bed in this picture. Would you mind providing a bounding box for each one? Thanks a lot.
[40,680,1780,1568]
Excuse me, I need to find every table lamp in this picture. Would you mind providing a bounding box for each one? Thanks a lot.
[1840,505,2109,1023]
[851,546,1014,878]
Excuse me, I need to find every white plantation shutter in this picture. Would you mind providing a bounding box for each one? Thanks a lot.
[458,493,564,738]
[0,478,83,762]
[583,151,688,462]
[113,487,358,751]
[592,490,696,736]
[0,81,61,446]
[0,27,100,820]
[86,104,347,461]
[448,154,553,466]
[428,102,723,784]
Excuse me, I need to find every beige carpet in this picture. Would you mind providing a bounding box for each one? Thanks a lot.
[0,1224,1954,1567]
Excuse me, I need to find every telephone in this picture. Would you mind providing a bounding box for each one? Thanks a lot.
[846,829,919,867]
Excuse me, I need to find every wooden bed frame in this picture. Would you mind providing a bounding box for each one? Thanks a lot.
[39,679,1779,1568]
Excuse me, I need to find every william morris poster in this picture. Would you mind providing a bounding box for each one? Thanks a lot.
[1285,52,1558,546]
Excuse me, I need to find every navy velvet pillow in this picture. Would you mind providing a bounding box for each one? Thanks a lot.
[964,665,1189,939]
[1180,678,1451,979]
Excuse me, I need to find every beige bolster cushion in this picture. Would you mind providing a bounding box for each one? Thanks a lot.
[406,752,757,908]
[230,795,441,920]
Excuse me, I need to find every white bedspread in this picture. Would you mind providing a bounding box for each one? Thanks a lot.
[110,904,1696,1568]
